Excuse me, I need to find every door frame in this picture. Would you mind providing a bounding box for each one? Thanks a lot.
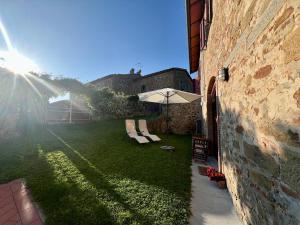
[207,77,221,171]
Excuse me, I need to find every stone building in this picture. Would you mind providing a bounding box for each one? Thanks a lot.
[89,68,201,134]
[187,0,300,224]
[89,67,194,95]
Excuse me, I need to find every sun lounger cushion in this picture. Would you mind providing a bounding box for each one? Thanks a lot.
[138,120,161,142]
[126,120,149,144]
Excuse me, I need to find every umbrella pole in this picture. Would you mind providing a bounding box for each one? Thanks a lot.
[166,92,169,135]
[161,92,174,151]
[160,91,175,151]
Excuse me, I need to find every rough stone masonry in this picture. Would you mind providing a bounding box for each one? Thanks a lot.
[199,0,300,224]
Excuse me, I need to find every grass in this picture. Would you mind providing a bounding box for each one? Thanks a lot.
[0,120,192,225]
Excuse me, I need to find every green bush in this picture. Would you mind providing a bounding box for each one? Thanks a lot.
[91,88,145,119]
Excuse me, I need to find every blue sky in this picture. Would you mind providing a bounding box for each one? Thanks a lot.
[0,0,191,83]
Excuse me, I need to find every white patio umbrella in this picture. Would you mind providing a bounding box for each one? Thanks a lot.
[138,88,202,150]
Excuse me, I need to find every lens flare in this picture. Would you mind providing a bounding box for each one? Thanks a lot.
[0,18,77,127]
[0,19,40,75]
[0,50,40,75]
[0,19,13,51]
[1,19,46,125]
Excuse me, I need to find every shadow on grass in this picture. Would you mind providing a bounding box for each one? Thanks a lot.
[46,128,155,225]
[23,144,116,225]
[0,121,191,225]
[45,127,190,225]
[47,121,192,198]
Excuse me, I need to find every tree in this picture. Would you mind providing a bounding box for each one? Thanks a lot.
[0,69,92,132]
[90,88,144,119]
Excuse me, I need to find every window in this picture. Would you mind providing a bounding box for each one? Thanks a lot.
[180,80,190,91]
[141,85,146,92]
[200,0,213,51]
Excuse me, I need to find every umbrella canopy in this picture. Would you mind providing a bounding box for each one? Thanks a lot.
[138,88,201,151]
[138,88,201,104]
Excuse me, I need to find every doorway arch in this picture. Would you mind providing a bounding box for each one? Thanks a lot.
[207,77,219,160]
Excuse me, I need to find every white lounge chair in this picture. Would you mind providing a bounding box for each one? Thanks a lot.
[138,119,161,142]
[125,120,149,144]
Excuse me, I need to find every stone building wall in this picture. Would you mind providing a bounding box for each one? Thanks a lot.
[132,69,193,93]
[132,71,175,94]
[90,74,140,95]
[168,99,201,134]
[147,100,201,135]
[173,69,194,92]
[199,0,300,224]
[110,75,140,94]
[90,68,193,95]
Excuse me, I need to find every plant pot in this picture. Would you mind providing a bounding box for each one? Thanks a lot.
[217,180,227,189]
[198,166,208,176]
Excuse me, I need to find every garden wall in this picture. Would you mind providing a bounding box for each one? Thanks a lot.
[168,100,201,134]
[200,0,300,224]
[148,100,201,134]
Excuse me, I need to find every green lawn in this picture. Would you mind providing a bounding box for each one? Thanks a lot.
[0,120,192,225]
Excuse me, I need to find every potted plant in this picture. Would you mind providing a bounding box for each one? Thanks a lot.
[206,167,227,189]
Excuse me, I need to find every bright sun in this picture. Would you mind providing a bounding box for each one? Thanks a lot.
[0,50,40,75]
[0,20,40,75]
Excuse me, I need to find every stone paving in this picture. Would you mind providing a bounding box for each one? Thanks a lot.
[189,160,242,225]
[0,179,43,225]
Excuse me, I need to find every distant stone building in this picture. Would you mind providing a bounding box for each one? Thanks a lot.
[89,68,200,134]
[187,0,300,225]
[89,68,193,95]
